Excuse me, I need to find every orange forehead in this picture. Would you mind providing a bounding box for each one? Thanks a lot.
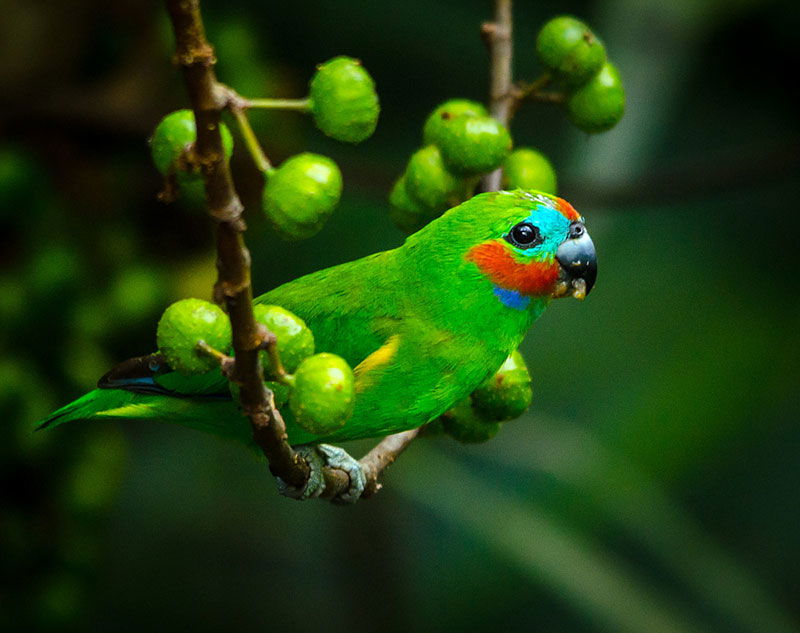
[555,197,580,221]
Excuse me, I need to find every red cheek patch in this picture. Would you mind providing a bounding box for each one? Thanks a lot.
[467,241,560,296]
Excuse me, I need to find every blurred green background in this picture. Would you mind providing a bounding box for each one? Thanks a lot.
[2,0,799,631]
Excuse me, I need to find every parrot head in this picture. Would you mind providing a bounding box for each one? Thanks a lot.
[408,189,596,312]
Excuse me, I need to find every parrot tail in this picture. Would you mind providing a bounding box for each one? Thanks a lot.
[37,389,256,449]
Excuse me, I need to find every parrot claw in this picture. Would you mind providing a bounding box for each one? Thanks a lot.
[317,443,366,504]
[276,444,366,503]
[276,445,326,500]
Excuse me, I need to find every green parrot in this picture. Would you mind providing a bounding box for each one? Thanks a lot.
[40,190,596,497]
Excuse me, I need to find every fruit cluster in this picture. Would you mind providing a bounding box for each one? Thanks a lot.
[157,298,355,436]
[389,99,558,232]
[536,15,625,133]
[390,99,513,232]
[387,15,623,233]
[150,56,379,241]
[432,350,533,443]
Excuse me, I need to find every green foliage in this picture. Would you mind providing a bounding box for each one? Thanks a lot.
[107,264,169,327]
[288,353,355,435]
[309,56,380,143]
[0,146,47,224]
[262,152,343,240]
[252,304,315,375]
[565,61,625,133]
[536,16,606,85]
[502,148,558,194]
[156,298,232,374]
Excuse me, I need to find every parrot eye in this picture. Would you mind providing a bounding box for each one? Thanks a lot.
[505,222,543,249]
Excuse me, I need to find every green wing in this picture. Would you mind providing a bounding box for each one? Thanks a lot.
[141,250,402,399]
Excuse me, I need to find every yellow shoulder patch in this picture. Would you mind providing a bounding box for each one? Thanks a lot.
[353,334,401,393]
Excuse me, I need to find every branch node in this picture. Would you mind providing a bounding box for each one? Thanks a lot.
[172,42,216,68]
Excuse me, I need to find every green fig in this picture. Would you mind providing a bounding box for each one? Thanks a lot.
[472,350,532,422]
[252,304,315,375]
[288,353,355,435]
[536,16,606,85]
[156,298,231,375]
[309,56,379,143]
[262,153,342,240]
[502,148,557,194]
[436,115,512,175]
[422,99,488,147]
[150,109,233,176]
[441,398,500,444]
[566,62,625,133]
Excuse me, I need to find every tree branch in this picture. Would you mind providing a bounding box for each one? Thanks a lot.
[165,0,311,489]
[164,0,417,501]
[360,428,422,498]
[481,0,513,192]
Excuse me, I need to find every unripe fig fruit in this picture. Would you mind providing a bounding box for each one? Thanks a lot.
[157,298,231,375]
[436,116,512,175]
[252,304,315,375]
[502,148,557,194]
[289,353,355,435]
[405,145,468,211]
[309,56,380,143]
[441,398,501,444]
[422,99,488,147]
[471,350,532,422]
[262,153,343,240]
[150,109,233,176]
[536,16,606,85]
[565,62,625,133]
[388,175,428,233]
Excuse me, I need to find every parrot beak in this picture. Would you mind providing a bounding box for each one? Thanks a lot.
[553,222,597,300]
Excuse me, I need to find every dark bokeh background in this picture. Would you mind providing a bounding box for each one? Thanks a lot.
[2,0,799,631]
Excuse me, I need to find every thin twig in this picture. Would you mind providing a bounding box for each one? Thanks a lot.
[229,105,273,174]
[256,327,292,386]
[247,97,311,111]
[481,0,514,192]
[360,428,422,498]
[512,72,567,108]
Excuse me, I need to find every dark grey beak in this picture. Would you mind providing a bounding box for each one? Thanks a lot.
[554,221,597,300]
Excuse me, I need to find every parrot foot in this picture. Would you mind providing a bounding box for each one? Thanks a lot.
[276,444,366,503]
[317,443,366,504]
[276,445,326,500]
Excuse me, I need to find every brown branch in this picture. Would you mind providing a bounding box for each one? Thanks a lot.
[360,428,422,498]
[481,0,513,192]
[165,0,311,489]
[164,0,416,502]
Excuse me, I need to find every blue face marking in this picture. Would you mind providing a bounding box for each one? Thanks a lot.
[504,204,571,260]
[493,286,531,310]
